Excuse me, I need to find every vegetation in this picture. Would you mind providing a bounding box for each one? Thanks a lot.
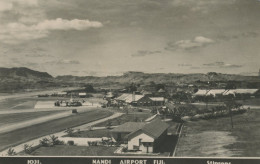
[176,108,260,157]
[0,110,112,151]
[7,147,16,156]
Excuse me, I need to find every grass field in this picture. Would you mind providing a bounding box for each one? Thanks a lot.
[175,108,260,157]
[63,128,112,138]
[0,111,66,126]
[31,145,117,156]
[0,109,112,151]
[94,112,152,127]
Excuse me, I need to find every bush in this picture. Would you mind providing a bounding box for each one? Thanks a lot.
[23,144,33,154]
[39,137,50,147]
[67,140,74,145]
[49,135,64,145]
[7,148,16,156]
[65,128,75,137]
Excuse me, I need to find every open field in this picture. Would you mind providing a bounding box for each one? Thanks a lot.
[175,108,260,157]
[0,111,66,127]
[94,112,152,127]
[64,128,112,138]
[0,109,112,151]
[236,98,260,106]
[30,145,117,156]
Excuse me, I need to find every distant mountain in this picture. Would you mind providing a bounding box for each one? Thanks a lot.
[0,67,53,79]
[56,71,260,84]
[0,67,259,93]
[0,67,56,92]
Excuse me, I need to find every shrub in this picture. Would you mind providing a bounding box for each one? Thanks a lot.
[67,140,74,145]
[23,144,33,154]
[65,128,75,137]
[7,148,16,156]
[49,135,64,145]
[39,137,50,147]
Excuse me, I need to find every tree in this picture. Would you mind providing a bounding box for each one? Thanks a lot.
[23,144,33,154]
[84,84,95,92]
[49,135,64,145]
[65,128,75,137]
[7,148,16,156]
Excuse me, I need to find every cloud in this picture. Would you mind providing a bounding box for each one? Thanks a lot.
[0,18,103,44]
[131,50,161,57]
[203,61,243,68]
[171,0,236,13]
[217,32,259,41]
[165,36,214,51]
[0,0,38,12]
[36,18,103,31]
[0,1,13,11]
[57,59,80,65]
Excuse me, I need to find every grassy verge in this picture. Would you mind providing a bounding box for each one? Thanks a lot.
[94,112,152,127]
[31,145,117,156]
[175,108,260,157]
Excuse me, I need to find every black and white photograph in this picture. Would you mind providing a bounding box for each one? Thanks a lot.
[0,0,259,163]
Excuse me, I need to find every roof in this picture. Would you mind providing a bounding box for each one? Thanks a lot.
[194,89,225,96]
[150,97,164,101]
[79,93,86,96]
[195,89,259,96]
[110,122,146,133]
[57,92,67,95]
[206,89,226,96]
[158,89,166,93]
[141,91,152,95]
[194,89,209,96]
[115,94,145,103]
[223,89,259,95]
[127,119,169,139]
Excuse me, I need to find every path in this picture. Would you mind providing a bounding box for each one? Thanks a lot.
[0,112,123,156]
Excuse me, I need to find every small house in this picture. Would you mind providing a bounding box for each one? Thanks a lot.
[127,119,169,153]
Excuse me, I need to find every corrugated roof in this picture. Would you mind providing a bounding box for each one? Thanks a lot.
[158,89,166,93]
[223,89,259,95]
[206,89,225,96]
[127,119,169,139]
[194,89,209,95]
[110,122,146,133]
[195,89,259,96]
[150,97,164,101]
[115,94,144,103]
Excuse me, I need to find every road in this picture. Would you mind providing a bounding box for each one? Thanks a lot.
[0,112,123,156]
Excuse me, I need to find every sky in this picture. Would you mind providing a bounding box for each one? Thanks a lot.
[0,0,260,77]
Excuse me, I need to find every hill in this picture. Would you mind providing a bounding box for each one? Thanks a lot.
[0,67,52,79]
[56,71,260,84]
[0,67,57,92]
[0,68,259,92]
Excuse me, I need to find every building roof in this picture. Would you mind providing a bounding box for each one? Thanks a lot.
[194,89,209,96]
[57,92,67,95]
[79,93,86,96]
[110,122,146,133]
[127,119,169,139]
[206,89,226,96]
[141,90,153,95]
[195,89,259,96]
[223,89,259,95]
[149,97,164,102]
[115,94,144,103]
[158,89,166,93]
